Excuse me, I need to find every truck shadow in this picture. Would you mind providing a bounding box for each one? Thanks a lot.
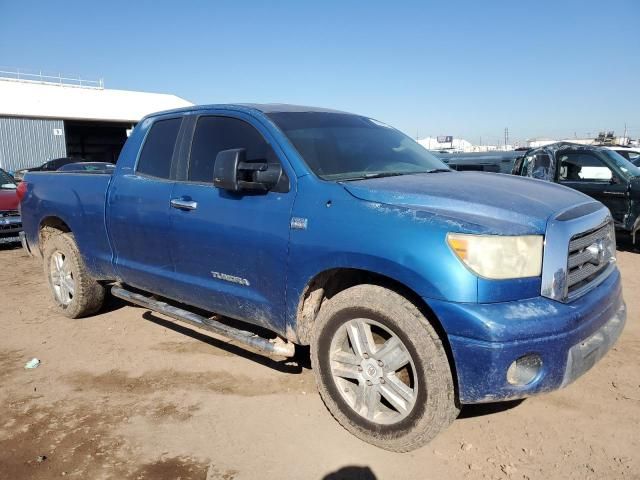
[100,294,130,314]
[323,466,377,480]
[458,399,525,419]
[0,243,22,252]
[141,311,311,374]
[616,236,639,253]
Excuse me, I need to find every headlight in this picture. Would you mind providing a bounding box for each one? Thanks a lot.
[447,233,543,279]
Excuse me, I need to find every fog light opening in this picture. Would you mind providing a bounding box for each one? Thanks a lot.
[507,354,542,386]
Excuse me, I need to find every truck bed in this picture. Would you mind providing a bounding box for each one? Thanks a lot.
[20,171,116,279]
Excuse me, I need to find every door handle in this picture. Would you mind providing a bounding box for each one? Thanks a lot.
[170,198,198,210]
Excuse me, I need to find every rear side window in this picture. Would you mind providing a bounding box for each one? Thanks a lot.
[521,152,552,180]
[188,116,274,183]
[137,118,182,179]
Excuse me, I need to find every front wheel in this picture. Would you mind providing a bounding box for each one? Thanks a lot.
[311,285,459,452]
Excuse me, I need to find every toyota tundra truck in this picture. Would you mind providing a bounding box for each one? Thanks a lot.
[18,104,626,452]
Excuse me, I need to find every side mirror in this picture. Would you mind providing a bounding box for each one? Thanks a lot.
[213,148,282,192]
[609,175,620,185]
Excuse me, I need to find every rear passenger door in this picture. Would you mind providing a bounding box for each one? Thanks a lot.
[108,116,184,294]
[167,114,296,332]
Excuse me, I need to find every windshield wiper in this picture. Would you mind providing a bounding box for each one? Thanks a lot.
[340,169,451,182]
[341,172,409,181]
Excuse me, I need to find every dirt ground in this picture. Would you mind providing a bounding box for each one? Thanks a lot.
[0,244,638,480]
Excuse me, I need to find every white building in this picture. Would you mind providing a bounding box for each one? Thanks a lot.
[0,72,192,171]
[418,137,474,152]
[418,136,513,153]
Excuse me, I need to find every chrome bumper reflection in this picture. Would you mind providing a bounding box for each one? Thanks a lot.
[561,302,626,387]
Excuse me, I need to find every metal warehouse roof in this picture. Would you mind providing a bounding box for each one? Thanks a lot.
[0,78,193,122]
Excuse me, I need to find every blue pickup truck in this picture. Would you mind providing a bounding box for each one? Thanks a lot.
[19,104,626,452]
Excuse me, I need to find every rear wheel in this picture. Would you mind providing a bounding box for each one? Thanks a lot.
[311,284,459,452]
[43,232,105,318]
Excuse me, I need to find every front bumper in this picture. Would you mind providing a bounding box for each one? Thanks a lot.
[429,269,626,403]
[0,214,22,245]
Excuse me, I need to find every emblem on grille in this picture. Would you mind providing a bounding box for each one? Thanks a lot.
[586,239,606,266]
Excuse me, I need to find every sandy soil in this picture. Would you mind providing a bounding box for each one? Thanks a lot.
[0,243,638,480]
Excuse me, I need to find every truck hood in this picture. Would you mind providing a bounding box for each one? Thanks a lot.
[342,171,597,234]
[0,189,19,211]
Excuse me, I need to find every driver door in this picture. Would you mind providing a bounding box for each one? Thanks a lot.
[167,114,296,331]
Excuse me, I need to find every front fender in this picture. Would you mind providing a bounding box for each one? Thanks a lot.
[284,178,480,331]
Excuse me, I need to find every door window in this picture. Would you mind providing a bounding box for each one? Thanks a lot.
[188,116,276,183]
[558,152,613,182]
[521,152,552,180]
[136,118,182,179]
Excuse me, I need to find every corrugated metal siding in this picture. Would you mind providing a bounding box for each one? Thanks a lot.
[0,117,67,171]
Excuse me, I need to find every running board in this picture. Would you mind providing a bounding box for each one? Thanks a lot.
[111,286,296,358]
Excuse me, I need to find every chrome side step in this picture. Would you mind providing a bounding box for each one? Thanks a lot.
[111,286,296,357]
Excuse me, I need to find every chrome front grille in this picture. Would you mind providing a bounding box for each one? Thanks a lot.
[566,222,615,296]
[541,203,615,302]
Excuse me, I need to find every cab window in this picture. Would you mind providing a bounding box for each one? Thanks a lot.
[558,152,612,182]
[188,116,277,183]
[136,118,182,179]
[521,152,552,180]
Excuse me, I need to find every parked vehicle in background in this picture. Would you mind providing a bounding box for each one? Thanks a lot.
[19,105,626,451]
[57,162,116,173]
[513,142,640,244]
[433,150,523,174]
[14,157,91,180]
[601,146,640,167]
[0,168,22,245]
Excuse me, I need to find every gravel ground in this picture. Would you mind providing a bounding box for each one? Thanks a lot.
[0,243,638,480]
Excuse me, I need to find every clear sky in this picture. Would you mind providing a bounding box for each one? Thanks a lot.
[1,0,638,145]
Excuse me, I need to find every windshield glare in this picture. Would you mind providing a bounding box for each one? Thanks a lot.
[267,112,449,180]
[601,149,640,178]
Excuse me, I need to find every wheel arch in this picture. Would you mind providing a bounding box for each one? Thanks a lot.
[292,267,459,401]
[38,216,72,253]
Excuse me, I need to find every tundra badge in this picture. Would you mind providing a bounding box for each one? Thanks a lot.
[211,271,250,286]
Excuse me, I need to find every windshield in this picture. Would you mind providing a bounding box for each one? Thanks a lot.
[0,169,16,188]
[267,112,449,181]
[601,149,640,178]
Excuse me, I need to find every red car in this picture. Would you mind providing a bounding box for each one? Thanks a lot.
[0,168,22,245]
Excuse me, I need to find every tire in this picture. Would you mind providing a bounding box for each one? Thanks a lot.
[43,232,105,318]
[311,284,459,452]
